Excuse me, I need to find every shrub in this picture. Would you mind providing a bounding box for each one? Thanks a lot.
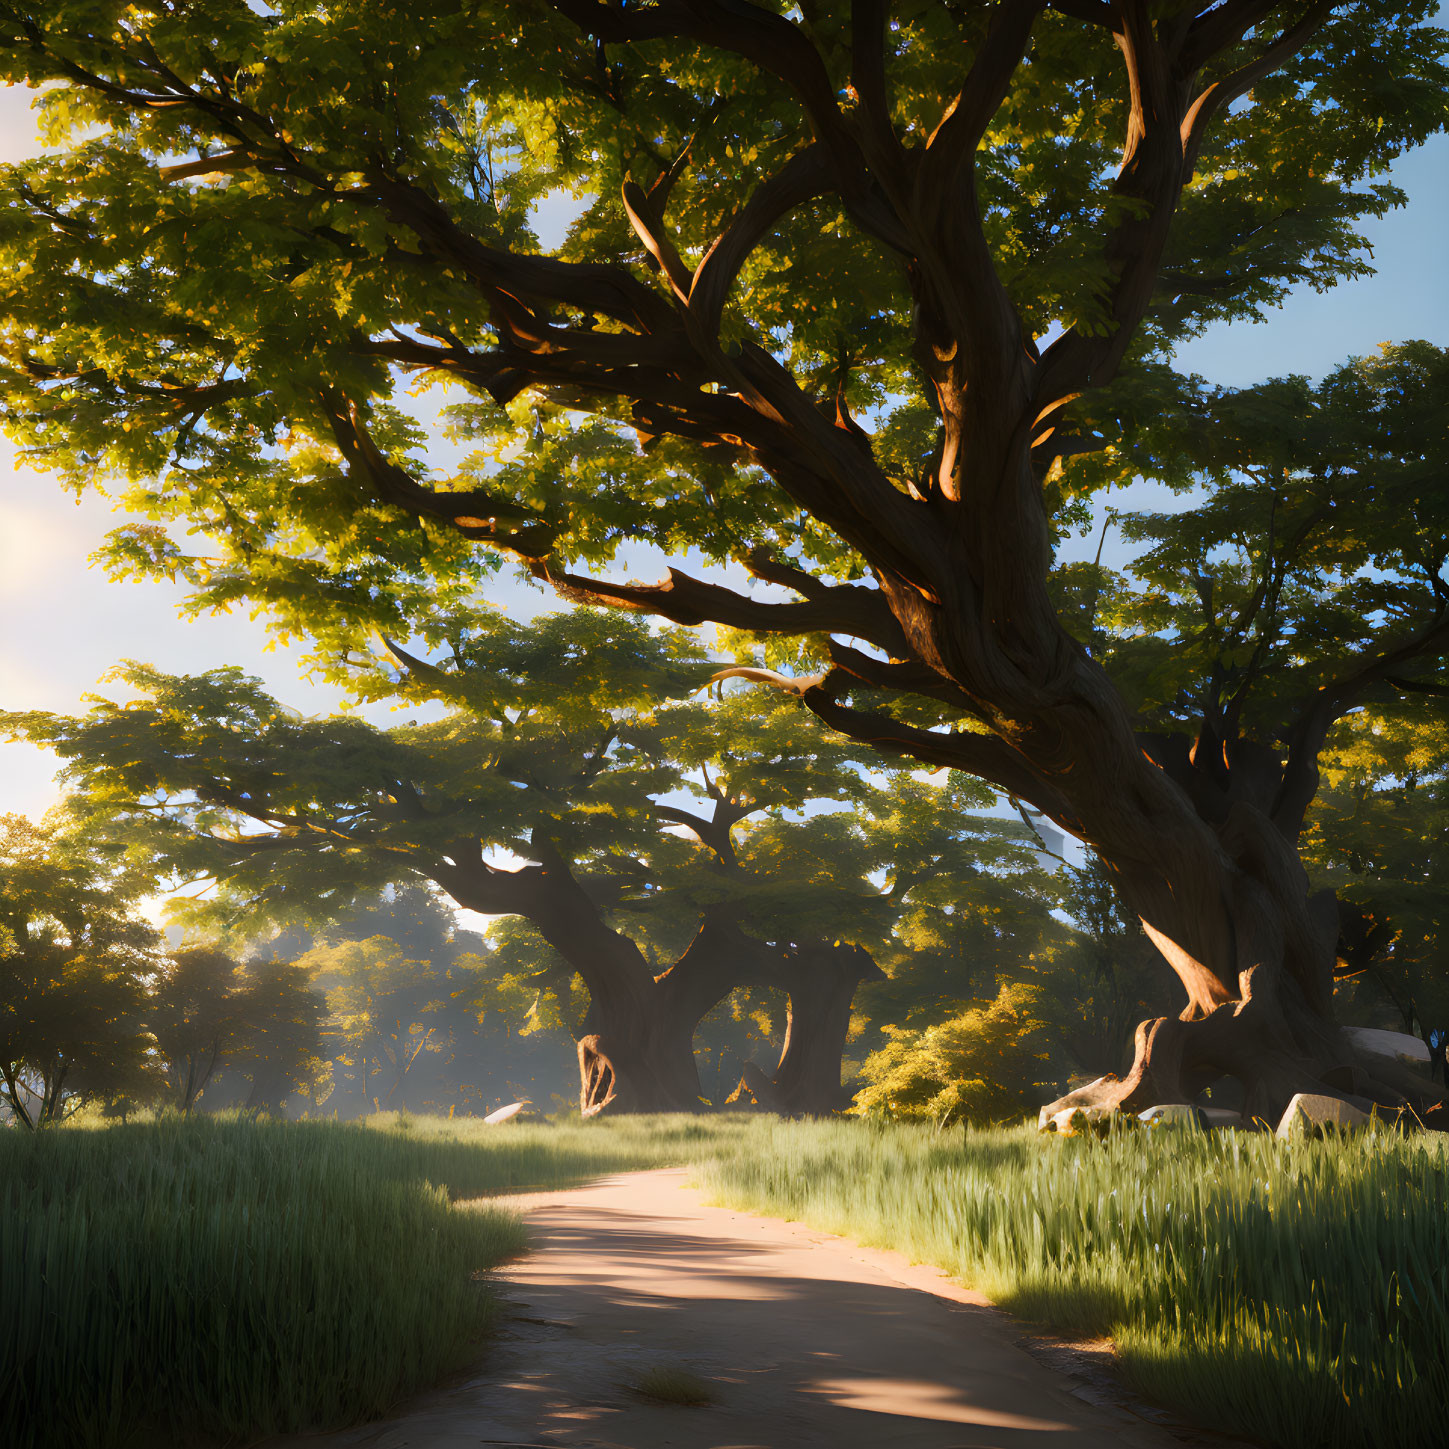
[852,982,1050,1126]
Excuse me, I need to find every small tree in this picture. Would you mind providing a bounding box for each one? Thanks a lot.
[226,958,329,1115]
[306,936,445,1108]
[0,813,157,1127]
[854,982,1052,1129]
[148,945,246,1112]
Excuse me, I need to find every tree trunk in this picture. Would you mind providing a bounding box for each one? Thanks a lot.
[576,917,752,1115]
[735,943,884,1117]
[874,435,1449,1130]
[1035,760,1449,1127]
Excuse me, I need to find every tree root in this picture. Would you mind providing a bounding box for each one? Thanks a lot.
[1042,967,1449,1129]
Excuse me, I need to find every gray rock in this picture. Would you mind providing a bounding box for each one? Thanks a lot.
[1274,1092,1371,1139]
[1138,1103,1201,1129]
[1198,1106,1247,1130]
[1345,1026,1430,1064]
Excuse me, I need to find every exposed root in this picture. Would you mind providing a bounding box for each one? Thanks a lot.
[578,1034,618,1118]
[1041,967,1449,1129]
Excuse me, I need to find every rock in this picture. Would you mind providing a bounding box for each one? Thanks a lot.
[1037,1075,1117,1130]
[1138,1103,1202,1129]
[1041,1105,1117,1137]
[1345,1026,1430,1064]
[1198,1106,1247,1130]
[483,1100,531,1125]
[1274,1093,1371,1139]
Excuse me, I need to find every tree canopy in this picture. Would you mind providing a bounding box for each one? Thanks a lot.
[0,812,157,1126]
[2,0,1446,1122]
[6,606,1046,1112]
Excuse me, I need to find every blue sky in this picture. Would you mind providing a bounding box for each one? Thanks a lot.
[2,88,1446,828]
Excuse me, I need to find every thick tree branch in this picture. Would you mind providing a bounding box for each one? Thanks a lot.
[1275,609,1449,838]
[531,559,905,652]
[1037,1,1332,404]
[320,392,557,556]
[1180,3,1335,165]
[689,145,831,339]
[848,0,908,177]
[909,3,1043,378]
[713,665,1073,820]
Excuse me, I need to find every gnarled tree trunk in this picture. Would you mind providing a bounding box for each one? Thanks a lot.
[575,918,750,1115]
[1033,733,1448,1127]
[736,942,884,1117]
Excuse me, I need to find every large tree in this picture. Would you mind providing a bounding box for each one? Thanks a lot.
[1049,343,1449,1113]
[1,2,1445,1120]
[8,611,1038,1113]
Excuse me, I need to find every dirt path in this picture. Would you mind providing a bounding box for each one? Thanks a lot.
[269,1168,1231,1449]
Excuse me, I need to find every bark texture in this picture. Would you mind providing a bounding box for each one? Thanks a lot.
[736,943,885,1117]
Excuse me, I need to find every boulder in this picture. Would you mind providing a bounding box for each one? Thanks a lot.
[1198,1106,1247,1130]
[1041,1105,1117,1137]
[1138,1103,1202,1129]
[1274,1093,1371,1139]
[1345,1026,1430,1065]
[483,1100,532,1125]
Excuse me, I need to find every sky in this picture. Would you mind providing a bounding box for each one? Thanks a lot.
[2,81,1446,844]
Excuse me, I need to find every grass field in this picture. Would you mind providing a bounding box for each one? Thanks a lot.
[693,1117,1449,1449]
[5,1111,1446,1449]
[0,1112,738,1449]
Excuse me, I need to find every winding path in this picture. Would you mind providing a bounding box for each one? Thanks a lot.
[269,1168,1242,1449]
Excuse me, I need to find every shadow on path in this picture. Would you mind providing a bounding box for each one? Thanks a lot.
[263,1169,1230,1449]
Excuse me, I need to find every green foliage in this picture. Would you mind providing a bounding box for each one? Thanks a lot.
[147,946,246,1112]
[1,609,717,935]
[0,3,1441,667]
[695,1118,1449,1449]
[1059,343,1449,742]
[853,982,1052,1128]
[1303,704,1449,1035]
[305,935,446,1107]
[222,956,328,1113]
[0,813,158,1127]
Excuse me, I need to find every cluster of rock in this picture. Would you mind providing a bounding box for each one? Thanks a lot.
[1038,1026,1436,1140]
[1038,1090,1382,1139]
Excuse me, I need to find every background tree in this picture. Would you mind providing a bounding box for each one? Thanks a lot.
[222,956,328,1115]
[0,812,157,1127]
[148,944,246,1112]
[2,3,1445,1120]
[1300,703,1449,1040]
[9,612,1031,1113]
[249,884,583,1113]
[305,936,446,1110]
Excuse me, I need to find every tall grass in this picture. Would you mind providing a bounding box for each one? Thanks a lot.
[0,1112,720,1449]
[8,1112,1445,1449]
[693,1118,1449,1449]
